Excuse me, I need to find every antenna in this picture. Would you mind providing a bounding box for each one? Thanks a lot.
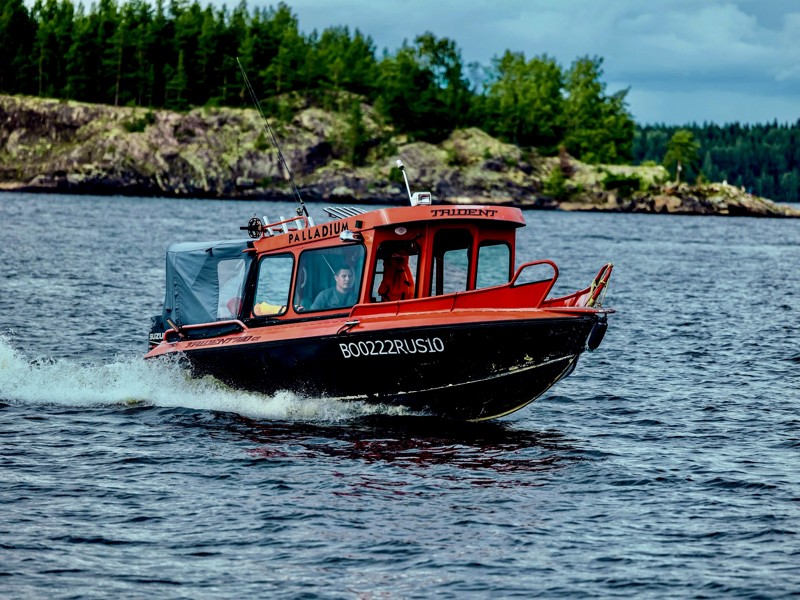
[237,57,309,219]
[396,159,413,203]
[396,159,431,206]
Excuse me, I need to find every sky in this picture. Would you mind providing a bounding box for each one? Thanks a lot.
[249,0,800,126]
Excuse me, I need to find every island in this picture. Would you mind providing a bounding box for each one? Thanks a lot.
[1,94,797,218]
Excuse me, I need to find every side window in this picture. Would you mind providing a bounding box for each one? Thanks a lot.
[476,242,511,289]
[294,245,365,313]
[253,254,294,316]
[217,258,248,319]
[431,229,472,296]
[371,241,420,302]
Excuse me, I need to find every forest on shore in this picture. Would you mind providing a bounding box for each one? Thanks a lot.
[1,0,798,201]
[633,123,800,203]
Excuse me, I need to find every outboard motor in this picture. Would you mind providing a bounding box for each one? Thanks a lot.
[149,314,168,349]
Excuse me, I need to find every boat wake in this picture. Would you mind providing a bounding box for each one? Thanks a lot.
[0,336,410,422]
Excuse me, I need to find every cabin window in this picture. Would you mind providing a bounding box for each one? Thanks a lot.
[371,241,420,302]
[216,258,249,319]
[476,242,511,289]
[253,254,294,316]
[431,229,472,295]
[294,245,366,313]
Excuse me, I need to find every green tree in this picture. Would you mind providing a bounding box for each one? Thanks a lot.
[310,25,377,106]
[171,0,204,105]
[146,0,172,107]
[634,122,800,202]
[164,47,188,109]
[94,0,123,104]
[125,0,155,106]
[65,2,100,100]
[342,99,369,167]
[415,32,470,128]
[253,3,306,97]
[483,51,564,151]
[31,0,74,98]
[663,129,700,183]
[108,0,153,105]
[375,32,468,142]
[544,164,568,199]
[196,5,221,102]
[214,2,247,105]
[779,169,800,202]
[0,0,36,93]
[375,44,432,141]
[563,56,634,163]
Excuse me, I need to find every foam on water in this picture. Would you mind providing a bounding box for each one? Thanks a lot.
[3,196,800,598]
[0,336,408,422]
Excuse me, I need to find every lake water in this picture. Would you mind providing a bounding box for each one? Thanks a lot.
[1,193,799,598]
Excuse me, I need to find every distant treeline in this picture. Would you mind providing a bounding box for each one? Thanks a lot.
[1,0,634,162]
[2,0,797,201]
[634,123,800,202]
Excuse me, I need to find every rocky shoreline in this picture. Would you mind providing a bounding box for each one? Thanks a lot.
[1,94,798,217]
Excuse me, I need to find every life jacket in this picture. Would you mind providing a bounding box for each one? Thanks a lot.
[253,301,283,316]
[378,258,415,301]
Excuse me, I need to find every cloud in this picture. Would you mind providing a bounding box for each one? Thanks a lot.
[246,0,800,123]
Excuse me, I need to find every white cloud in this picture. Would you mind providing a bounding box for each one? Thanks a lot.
[244,0,800,123]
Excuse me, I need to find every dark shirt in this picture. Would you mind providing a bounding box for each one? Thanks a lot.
[310,287,357,311]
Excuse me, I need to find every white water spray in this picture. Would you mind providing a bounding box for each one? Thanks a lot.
[0,336,409,422]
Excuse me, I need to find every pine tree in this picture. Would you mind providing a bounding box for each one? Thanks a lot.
[0,0,37,94]
[562,56,634,163]
[31,0,75,98]
[343,99,368,167]
[65,3,97,100]
[482,51,564,151]
[663,129,700,184]
[165,48,188,109]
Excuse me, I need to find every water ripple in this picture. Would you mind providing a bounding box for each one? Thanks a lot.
[1,195,799,597]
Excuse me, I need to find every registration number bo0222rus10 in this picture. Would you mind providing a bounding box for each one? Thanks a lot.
[339,337,445,359]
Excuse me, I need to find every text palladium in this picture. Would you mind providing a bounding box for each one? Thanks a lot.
[288,220,351,244]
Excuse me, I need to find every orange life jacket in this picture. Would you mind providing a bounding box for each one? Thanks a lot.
[378,259,415,301]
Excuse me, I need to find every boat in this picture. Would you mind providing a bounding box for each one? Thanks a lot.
[145,161,614,420]
[146,63,612,420]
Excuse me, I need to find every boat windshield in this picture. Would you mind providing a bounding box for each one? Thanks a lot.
[294,245,366,313]
[253,253,294,316]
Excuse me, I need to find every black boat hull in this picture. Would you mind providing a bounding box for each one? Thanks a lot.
[177,315,599,420]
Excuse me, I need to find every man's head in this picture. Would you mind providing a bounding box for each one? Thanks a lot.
[334,266,354,293]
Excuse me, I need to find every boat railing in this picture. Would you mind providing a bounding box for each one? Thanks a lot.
[163,319,247,343]
[349,260,560,317]
[241,214,311,239]
[510,260,559,289]
[447,260,557,311]
[541,263,614,309]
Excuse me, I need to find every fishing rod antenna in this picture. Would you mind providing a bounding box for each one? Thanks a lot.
[396,159,431,206]
[397,159,412,202]
[236,57,309,220]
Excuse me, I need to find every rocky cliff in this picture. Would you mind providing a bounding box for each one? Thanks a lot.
[1,94,797,217]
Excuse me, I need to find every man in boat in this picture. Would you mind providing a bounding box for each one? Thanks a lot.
[310,265,357,311]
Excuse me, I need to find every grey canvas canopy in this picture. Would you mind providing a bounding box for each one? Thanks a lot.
[162,239,254,327]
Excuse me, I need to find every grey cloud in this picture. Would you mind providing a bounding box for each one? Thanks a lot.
[245,0,800,123]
